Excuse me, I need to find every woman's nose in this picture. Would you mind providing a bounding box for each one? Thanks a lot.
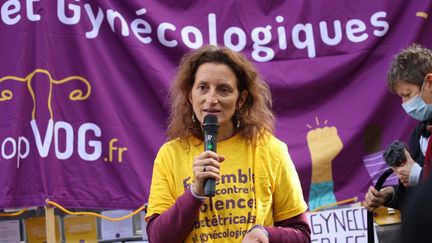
[205,91,218,104]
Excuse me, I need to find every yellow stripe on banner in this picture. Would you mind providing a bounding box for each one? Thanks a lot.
[46,199,147,222]
[416,11,429,19]
[0,208,27,217]
[311,196,358,212]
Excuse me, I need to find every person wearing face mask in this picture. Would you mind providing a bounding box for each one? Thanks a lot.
[145,45,310,243]
[363,44,432,212]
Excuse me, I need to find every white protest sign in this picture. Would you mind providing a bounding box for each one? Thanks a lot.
[101,210,134,240]
[0,220,20,243]
[307,206,378,243]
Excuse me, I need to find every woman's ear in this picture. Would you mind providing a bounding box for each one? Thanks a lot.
[238,90,248,109]
[424,73,432,91]
[423,74,432,104]
[426,73,432,84]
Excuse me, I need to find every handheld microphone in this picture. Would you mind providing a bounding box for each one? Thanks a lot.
[383,140,408,167]
[202,114,219,197]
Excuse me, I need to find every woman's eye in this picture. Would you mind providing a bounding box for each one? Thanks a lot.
[219,87,231,94]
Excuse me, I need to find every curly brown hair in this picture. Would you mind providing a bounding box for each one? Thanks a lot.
[166,45,274,144]
[388,44,432,93]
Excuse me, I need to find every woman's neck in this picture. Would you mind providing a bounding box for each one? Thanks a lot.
[217,124,236,142]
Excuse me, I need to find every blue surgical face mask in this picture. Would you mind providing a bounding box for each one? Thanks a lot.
[401,84,432,121]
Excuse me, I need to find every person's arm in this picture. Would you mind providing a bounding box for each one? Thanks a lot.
[264,212,311,243]
[146,188,204,243]
[382,121,424,209]
[384,184,404,209]
[409,163,422,186]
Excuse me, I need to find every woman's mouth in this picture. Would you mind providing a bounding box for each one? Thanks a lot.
[203,109,220,114]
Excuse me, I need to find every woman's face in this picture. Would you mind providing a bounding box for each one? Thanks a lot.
[189,62,247,139]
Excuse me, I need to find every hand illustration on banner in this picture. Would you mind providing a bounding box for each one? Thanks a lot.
[307,117,343,211]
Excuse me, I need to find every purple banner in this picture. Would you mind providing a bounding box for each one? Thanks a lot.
[0,0,429,210]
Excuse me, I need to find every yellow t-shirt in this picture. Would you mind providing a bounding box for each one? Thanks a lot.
[146,132,307,243]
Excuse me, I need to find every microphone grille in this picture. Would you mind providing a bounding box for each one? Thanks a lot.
[203,114,218,126]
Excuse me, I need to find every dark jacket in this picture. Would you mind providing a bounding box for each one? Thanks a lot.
[386,119,430,210]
